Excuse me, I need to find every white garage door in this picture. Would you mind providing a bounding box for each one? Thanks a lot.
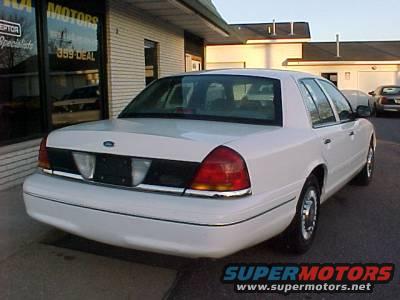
[206,62,245,70]
[358,71,400,93]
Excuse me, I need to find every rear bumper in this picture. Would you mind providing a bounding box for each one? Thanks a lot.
[23,173,297,258]
[376,104,400,112]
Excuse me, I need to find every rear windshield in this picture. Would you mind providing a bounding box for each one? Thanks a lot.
[119,75,282,126]
[382,87,400,96]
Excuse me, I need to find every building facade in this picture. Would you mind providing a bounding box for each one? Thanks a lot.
[206,23,400,93]
[0,0,231,190]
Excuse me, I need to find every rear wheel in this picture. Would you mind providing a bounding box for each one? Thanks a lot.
[354,144,375,186]
[375,106,383,117]
[281,174,320,254]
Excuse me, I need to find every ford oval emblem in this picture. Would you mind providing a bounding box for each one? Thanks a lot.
[103,141,115,148]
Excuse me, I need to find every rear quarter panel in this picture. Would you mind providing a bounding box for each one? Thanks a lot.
[357,118,376,159]
[227,128,325,202]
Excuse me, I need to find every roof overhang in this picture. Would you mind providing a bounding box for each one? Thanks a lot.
[246,38,311,44]
[123,0,234,41]
[287,60,400,66]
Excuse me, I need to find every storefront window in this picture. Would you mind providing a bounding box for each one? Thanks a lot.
[47,0,102,127]
[145,39,158,85]
[0,0,42,144]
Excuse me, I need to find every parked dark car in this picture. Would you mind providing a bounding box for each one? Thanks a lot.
[369,86,400,117]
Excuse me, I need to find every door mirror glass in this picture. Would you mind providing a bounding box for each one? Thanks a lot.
[356,105,371,118]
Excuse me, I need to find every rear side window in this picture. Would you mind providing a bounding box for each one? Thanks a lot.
[300,79,336,126]
[299,83,321,126]
[318,80,353,122]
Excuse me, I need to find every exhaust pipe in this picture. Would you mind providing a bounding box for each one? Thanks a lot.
[290,22,294,36]
[336,34,341,58]
[272,19,277,36]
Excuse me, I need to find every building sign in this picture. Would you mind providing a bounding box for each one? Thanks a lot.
[0,16,33,50]
[0,35,33,49]
[56,48,95,61]
[3,0,98,29]
[0,19,22,37]
[47,2,98,29]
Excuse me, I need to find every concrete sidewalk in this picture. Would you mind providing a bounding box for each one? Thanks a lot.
[0,186,53,262]
[0,186,177,300]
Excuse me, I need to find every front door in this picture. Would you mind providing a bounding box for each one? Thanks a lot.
[317,79,363,177]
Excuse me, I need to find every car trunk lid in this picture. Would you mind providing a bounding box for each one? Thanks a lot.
[47,118,279,162]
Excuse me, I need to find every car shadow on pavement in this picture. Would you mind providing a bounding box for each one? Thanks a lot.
[46,234,194,271]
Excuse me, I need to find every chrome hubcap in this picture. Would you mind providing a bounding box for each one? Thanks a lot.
[301,188,318,240]
[367,147,374,178]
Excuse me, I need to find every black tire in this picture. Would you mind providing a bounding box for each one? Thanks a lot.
[353,144,375,186]
[281,174,320,254]
[375,109,383,118]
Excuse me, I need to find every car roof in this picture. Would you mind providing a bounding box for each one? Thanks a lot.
[171,68,320,81]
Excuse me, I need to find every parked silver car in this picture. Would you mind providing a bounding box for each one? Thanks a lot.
[369,86,400,117]
[341,90,375,113]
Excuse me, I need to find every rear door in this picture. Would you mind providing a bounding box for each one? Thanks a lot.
[299,79,348,196]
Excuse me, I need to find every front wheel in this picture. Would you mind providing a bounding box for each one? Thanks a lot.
[281,174,320,254]
[353,144,375,186]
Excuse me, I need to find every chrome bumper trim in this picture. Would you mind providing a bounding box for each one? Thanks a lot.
[39,169,250,198]
[184,188,252,198]
[53,170,84,180]
[40,169,184,195]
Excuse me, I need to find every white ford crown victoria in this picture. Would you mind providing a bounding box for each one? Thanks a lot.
[23,69,375,258]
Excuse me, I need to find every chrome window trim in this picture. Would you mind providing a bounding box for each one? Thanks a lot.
[39,169,251,199]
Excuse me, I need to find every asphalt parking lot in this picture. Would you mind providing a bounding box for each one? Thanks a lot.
[1,116,399,299]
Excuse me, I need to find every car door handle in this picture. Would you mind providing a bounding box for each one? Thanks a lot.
[324,138,332,145]
[349,131,355,136]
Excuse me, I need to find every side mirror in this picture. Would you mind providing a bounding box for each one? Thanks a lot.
[368,91,375,96]
[355,105,371,118]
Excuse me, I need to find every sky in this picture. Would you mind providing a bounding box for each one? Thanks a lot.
[212,0,400,42]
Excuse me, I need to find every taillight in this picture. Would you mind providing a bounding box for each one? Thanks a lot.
[190,146,250,192]
[380,97,389,104]
[38,136,50,170]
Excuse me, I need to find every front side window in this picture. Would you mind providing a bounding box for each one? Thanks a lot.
[301,79,336,126]
[120,75,282,125]
[318,80,353,122]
